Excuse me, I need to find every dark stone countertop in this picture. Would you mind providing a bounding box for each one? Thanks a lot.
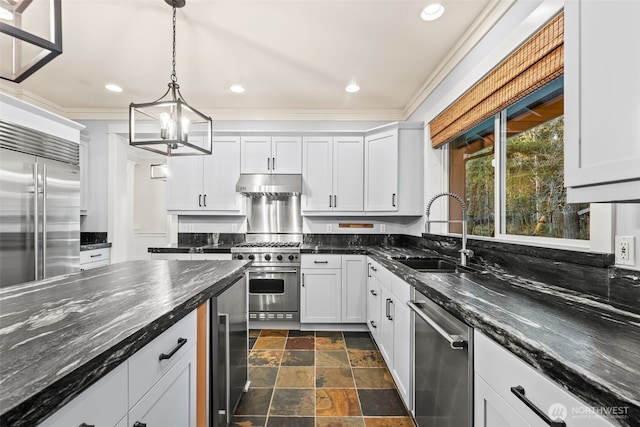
[300,244,368,254]
[80,242,112,251]
[147,243,235,254]
[365,246,639,427]
[0,260,251,427]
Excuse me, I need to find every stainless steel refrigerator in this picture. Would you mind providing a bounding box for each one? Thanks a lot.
[0,120,80,288]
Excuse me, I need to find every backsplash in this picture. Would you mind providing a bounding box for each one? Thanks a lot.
[80,232,108,245]
[177,233,245,247]
[397,234,640,314]
[302,233,393,247]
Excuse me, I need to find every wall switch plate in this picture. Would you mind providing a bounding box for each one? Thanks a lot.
[615,236,636,266]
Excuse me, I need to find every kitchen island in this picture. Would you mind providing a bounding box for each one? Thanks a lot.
[0,259,251,426]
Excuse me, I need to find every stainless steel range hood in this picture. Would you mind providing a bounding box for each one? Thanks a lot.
[235,174,302,196]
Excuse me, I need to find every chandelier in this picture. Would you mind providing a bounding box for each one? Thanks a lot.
[129,0,212,156]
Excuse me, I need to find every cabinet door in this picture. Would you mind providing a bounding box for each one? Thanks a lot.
[341,255,367,323]
[300,269,342,323]
[203,136,243,211]
[333,136,364,211]
[364,130,398,211]
[272,136,302,174]
[128,346,197,427]
[379,286,395,366]
[393,301,412,410]
[167,156,203,210]
[565,0,640,201]
[302,136,333,211]
[241,136,272,173]
[475,373,531,427]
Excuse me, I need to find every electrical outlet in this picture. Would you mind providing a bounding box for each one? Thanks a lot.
[615,236,636,266]
[380,224,387,233]
[179,223,188,232]
[327,224,333,232]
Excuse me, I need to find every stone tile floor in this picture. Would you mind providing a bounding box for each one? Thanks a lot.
[231,329,415,427]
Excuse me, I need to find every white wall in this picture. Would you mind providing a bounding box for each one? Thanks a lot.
[79,121,109,232]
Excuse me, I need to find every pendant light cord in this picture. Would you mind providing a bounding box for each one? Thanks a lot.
[171,3,177,83]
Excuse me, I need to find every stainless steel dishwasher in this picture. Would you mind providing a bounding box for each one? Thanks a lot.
[407,288,472,427]
[211,275,249,427]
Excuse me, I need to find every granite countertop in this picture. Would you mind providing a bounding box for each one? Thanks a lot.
[364,246,639,427]
[147,243,235,253]
[300,243,368,254]
[0,259,251,427]
[80,242,112,251]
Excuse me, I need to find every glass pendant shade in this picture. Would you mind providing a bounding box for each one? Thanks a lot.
[130,83,213,156]
[0,0,62,83]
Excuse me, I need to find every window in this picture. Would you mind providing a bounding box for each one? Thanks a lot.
[448,78,590,241]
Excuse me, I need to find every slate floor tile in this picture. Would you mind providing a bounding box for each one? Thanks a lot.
[267,416,315,427]
[343,332,377,350]
[316,332,346,350]
[281,350,315,366]
[234,388,273,416]
[275,366,315,388]
[316,367,355,388]
[347,350,386,367]
[316,350,350,367]
[352,368,395,389]
[316,388,362,416]
[249,367,278,387]
[230,416,267,427]
[253,337,286,350]
[269,388,316,416]
[358,389,408,416]
[316,416,365,427]
[249,350,283,367]
[363,417,415,427]
[260,329,288,337]
[286,337,315,350]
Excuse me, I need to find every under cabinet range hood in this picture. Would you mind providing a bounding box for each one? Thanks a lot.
[235,174,302,196]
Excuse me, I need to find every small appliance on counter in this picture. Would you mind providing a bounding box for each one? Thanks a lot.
[233,173,303,329]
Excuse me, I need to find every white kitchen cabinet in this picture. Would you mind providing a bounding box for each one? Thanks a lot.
[241,136,302,174]
[475,331,615,427]
[79,137,88,214]
[80,247,111,271]
[167,136,243,214]
[302,136,364,213]
[150,253,192,260]
[364,122,424,215]
[301,266,342,323]
[38,363,128,427]
[128,345,196,427]
[565,0,640,202]
[341,255,367,323]
[366,257,413,411]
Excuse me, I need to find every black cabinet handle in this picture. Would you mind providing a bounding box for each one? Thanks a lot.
[302,273,305,287]
[90,253,102,258]
[392,193,397,207]
[203,194,207,207]
[385,298,391,319]
[370,320,377,328]
[198,194,202,207]
[159,337,187,361]
[370,289,377,296]
[329,194,332,208]
[371,266,377,272]
[133,422,147,427]
[79,423,95,427]
[367,262,371,277]
[314,260,329,264]
[333,195,337,207]
[267,157,271,170]
[388,299,394,321]
[272,157,276,170]
[510,386,566,427]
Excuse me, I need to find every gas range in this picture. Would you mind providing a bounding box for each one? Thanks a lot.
[231,241,301,265]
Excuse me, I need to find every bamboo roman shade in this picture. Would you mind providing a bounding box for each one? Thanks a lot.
[430,13,564,148]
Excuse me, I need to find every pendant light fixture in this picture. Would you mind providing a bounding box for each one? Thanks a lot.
[129,0,212,156]
[0,0,62,83]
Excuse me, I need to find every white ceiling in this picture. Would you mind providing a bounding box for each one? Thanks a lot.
[1,0,514,121]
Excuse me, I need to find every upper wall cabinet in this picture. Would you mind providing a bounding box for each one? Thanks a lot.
[364,123,424,215]
[167,136,244,215]
[565,1,640,202]
[241,136,302,174]
[302,135,364,213]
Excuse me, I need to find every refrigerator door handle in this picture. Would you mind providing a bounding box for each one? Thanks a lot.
[42,164,47,278]
[32,163,39,281]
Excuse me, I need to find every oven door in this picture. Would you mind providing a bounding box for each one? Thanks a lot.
[248,266,299,315]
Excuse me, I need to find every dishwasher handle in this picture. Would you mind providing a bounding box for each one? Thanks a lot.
[407,300,467,350]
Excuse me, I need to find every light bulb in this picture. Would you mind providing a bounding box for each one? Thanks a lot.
[181,116,190,140]
[160,112,172,139]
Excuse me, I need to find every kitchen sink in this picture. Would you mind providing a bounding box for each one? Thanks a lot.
[394,258,458,273]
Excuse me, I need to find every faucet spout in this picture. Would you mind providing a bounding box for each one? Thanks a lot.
[424,192,474,267]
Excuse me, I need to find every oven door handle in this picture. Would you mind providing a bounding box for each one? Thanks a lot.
[249,270,299,274]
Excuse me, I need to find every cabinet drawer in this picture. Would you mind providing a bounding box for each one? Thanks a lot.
[475,331,615,427]
[39,363,127,427]
[129,311,197,407]
[80,259,110,271]
[80,248,111,264]
[391,276,411,304]
[301,254,342,269]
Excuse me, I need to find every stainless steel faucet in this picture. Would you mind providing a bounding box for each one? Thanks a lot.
[425,192,474,267]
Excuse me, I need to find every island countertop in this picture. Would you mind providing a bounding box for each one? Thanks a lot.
[0,259,250,427]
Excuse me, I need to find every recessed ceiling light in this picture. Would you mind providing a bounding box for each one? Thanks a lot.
[230,85,245,93]
[105,83,123,93]
[345,83,360,93]
[421,3,445,21]
[0,8,13,21]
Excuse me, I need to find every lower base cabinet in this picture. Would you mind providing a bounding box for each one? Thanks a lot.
[474,331,615,427]
[129,345,196,427]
